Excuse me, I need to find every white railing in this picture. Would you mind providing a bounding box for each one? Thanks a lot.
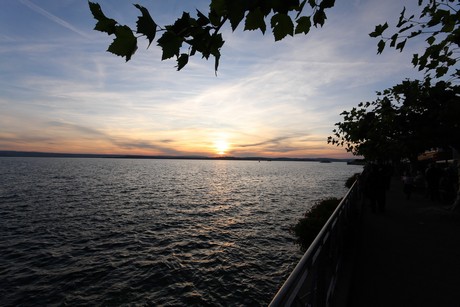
[269,179,362,307]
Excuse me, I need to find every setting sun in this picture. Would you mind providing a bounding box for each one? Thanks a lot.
[214,140,229,155]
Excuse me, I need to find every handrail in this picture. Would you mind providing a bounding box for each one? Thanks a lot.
[269,178,361,307]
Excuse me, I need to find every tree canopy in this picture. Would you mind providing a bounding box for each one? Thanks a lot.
[330,0,460,162]
[328,80,460,161]
[88,0,335,72]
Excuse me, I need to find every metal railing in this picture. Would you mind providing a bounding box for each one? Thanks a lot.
[269,178,362,307]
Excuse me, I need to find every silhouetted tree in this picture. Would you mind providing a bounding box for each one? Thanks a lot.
[370,0,460,80]
[328,80,460,161]
[357,0,460,209]
[329,80,460,209]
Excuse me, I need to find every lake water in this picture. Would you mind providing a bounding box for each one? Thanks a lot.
[0,158,362,306]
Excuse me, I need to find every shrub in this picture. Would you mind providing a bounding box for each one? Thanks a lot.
[291,197,341,251]
[345,173,360,189]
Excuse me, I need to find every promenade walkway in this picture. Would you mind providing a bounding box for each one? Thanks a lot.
[347,178,460,307]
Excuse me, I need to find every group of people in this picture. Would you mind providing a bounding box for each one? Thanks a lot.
[361,160,458,213]
[402,161,458,203]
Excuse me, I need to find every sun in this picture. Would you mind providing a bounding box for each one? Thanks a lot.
[214,139,229,155]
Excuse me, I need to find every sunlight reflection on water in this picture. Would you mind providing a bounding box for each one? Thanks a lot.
[0,157,362,306]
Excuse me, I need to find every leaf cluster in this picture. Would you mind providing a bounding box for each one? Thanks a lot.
[369,0,460,80]
[328,80,460,161]
[89,0,335,72]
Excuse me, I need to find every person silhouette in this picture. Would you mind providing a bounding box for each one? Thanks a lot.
[425,163,441,202]
[364,164,387,213]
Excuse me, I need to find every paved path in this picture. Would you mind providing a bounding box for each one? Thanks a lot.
[347,178,460,307]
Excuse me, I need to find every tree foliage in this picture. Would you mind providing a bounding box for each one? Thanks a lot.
[328,80,460,161]
[370,0,460,80]
[88,0,335,72]
[333,1,460,161]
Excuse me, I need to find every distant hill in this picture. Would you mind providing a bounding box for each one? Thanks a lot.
[0,150,352,163]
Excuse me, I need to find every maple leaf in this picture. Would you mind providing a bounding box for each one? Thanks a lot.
[107,26,138,61]
[88,1,117,35]
[157,31,183,60]
[271,13,294,41]
[134,4,157,47]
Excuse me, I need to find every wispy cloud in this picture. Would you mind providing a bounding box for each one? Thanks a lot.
[114,140,183,156]
[239,136,299,148]
[46,121,186,155]
[19,0,90,38]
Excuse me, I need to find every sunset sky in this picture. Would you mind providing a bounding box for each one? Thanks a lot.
[1,0,425,158]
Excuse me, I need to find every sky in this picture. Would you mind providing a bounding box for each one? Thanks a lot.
[0,0,427,158]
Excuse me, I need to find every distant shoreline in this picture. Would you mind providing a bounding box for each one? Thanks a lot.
[0,150,354,163]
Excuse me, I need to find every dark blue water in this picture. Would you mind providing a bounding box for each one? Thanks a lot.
[0,158,362,306]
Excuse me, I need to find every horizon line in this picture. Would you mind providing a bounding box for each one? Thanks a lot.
[0,150,359,161]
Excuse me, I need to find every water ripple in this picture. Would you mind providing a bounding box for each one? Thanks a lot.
[0,157,362,306]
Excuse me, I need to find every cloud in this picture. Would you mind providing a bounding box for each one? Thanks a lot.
[45,121,181,153]
[0,133,53,144]
[238,135,300,148]
[113,140,183,156]
[48,121,108,137]
[44,121,203,156]
[19,0,90,38]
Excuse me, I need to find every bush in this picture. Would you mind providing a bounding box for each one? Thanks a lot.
[291,197,341,251]
[345,173,360,189]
